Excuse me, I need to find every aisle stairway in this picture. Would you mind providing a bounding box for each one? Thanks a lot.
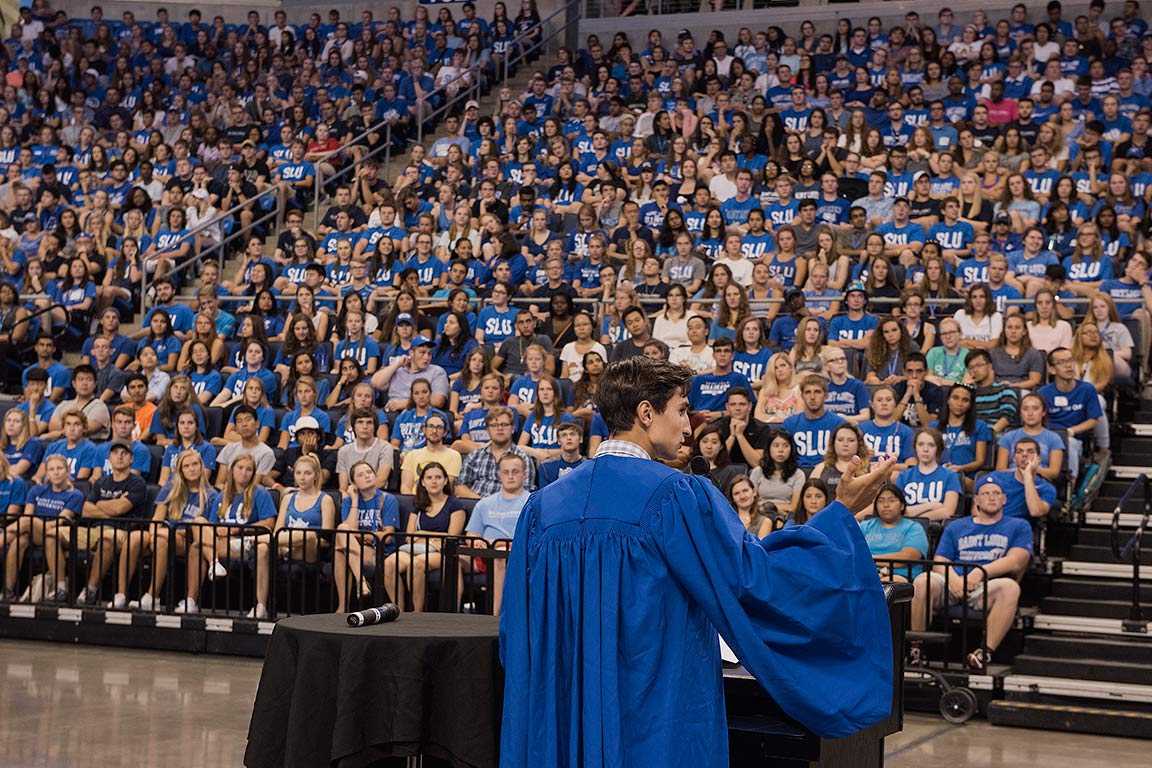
[988,420,1152,737]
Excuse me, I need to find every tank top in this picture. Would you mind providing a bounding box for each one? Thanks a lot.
[285,491,325,529]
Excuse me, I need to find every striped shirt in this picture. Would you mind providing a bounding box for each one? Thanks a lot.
[973,383,1020,432]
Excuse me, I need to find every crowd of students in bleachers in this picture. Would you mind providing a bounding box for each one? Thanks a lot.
[0,2,1150,666]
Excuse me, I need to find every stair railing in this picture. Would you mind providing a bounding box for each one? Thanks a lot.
[502,0,581,89]
[138,186,286,317]
[1110,473,1150,634]
[310,58,489,224]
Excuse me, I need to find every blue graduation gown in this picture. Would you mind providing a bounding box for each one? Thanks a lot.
[499,455,892,768]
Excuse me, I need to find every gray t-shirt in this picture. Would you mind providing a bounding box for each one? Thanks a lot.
[387,363,451,404]
[990,347,1045,388]
[216,440,276,476]
[662,254,706,287]
[336,438,395,477]
[748,466,806,508]
[55,397,111,441]
[496,334,555,378]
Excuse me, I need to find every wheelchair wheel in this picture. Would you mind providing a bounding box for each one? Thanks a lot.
[939,686,979,724]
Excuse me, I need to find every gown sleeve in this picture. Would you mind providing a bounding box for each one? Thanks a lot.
[650,473,893,739]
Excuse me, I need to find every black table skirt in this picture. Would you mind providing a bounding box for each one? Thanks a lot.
[245,613,503,768]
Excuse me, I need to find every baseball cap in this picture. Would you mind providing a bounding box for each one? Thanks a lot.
[785,287,804,302]
[465,99,479,110]
[844,282,869,299]
[295,416,321,432]
[994,212,1012,224]
[396,312,414,325]
[913,171,930,183]
[640,161,655,172]
[411,335,435,348]
[977,475,1004,492]
[893,196,910,206]
[192,188,209,200]
[241,139,256,148]
[109,440,133,454]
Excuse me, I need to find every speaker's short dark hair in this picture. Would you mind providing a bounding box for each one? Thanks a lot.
[596,358,693,435]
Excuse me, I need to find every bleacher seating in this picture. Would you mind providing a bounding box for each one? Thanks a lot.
[1,0,1152,737]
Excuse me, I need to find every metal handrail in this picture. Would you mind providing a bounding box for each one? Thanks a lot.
[138,186,285,315]
[310,58,489,221]
[416,59,488,144]
[1110,474,1150,633]
[502,0,579,88]
[3,300,64,346]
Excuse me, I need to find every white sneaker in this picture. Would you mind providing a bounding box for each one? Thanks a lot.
[207,559,227,581]
[246,603,268,620]
[138,593,156,612]
[108,593,127,610]
[174,598,198,615]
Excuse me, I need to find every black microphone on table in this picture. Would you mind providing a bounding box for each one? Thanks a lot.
[346,603,401,627]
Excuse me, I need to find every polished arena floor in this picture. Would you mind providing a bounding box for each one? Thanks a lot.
[0,639,1146,767]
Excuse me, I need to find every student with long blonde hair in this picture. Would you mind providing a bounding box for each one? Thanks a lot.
[180,454,276,619]
[273,454,336,564]
[755,353,800,422]
[0,408,40,478]
[3,455,83,603]
[115,450,220,611]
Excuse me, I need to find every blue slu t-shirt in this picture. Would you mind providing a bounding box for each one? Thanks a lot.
[211,486,277,525]
[896,464,963,507]
[782,411,845,467]
[858,420,915,462]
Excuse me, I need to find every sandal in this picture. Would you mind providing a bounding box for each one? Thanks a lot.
[966,646,991,672]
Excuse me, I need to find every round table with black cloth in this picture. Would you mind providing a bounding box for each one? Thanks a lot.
[244,613,502,768]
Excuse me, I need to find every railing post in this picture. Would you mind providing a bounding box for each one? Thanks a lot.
[440,537,460,613]
[1127,476,1151,630]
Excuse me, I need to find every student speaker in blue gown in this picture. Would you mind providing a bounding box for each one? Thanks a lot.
[500,358,896,768]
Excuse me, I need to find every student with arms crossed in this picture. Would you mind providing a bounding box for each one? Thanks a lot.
[466,452,532,615]
[75,441,148,605]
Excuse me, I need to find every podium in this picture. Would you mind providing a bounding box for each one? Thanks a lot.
[245,584,912,768]
[724,582,913,767]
